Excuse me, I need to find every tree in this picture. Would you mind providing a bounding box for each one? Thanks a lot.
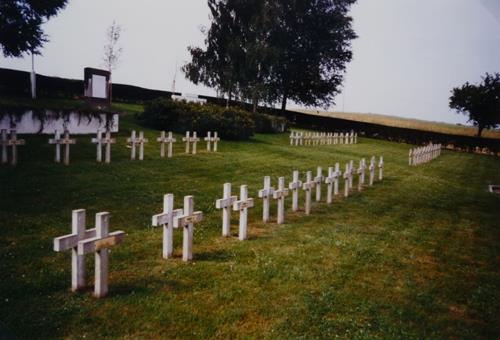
[102,21,123,102]
[0,0,68,57]
[183,0,357,112]
[449,73,500,137]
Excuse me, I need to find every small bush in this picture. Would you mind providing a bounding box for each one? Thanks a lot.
[138,98,287,140]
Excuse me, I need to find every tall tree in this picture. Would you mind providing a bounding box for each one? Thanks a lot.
[449,73,500,137]
[0,0,68,57]
[102,21,123,102]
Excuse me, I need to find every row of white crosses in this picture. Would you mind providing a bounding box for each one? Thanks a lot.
[214,156,384,240]
[1,129,26,166]
[289,130,358,146]
[409,143,442,166]
[182,131,220,155]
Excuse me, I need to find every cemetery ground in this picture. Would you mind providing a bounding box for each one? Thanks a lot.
[1,110,500,338]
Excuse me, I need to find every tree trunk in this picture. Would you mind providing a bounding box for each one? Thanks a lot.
[477,126,484,137]
[252,92,258,113]
[281,93,287,113]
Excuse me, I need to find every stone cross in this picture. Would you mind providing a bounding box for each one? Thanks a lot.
[288,170,302,212]
[48,130,62,163]
[348,160,355,189]
[343,163,351,197]
[157,131,176,158]
[409,149,413,166]
[333,162,342,196]
[53,209,95,291]
[152,193,183,259]
[350,131,355,144]
[357,158,366,191]
[314,166,324,202]
[289,131,295,146]
[127,130,148,160]
[378,156,384,180]
[345,133,350,144]
[339,132,344,144]
[333,132,338,144]
[191,132,200,154]
[92,130,116,163]
[212,132,220,152]
[205,131,213,151]
[3,130,26,166]
[183,131,191,154]
[325,167,335,204]
[77,212,125,298]
[354,133,358,144]
[233,185,254,241]
[273,176,289,224]
[369,156,376,186]
[258,176,275,223]
[302,171,316,215]
[215,183,237,237]
[173,195,203,261]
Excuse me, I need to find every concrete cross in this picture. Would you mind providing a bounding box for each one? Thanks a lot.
[289,131,295,146]
[369,156,376,186]
[92,130,116,163]
[339,132,344,144]
[152,193,183,259]
[204,131,212,151]
[4,130,25,166]
[77,212,125,298]
[350,131,355,144]
[333,132,338,144]
[314,166,324,202]
[273,176,289,224]
[333,162,342,196]
[357,158,366,191]
[325,166,339,204]
[345,132,350,144]
[302,171,316,215]
[409,149,413,166]
[378,156,384,180]
[212,132,220,152]
[354,133,358,144]
[53,209,95,291]
[343,163,351,197]
[157,131,176,158]
[215,183,237,237]
[58,130,76,165]
[182,131,191,154]
[190,132,200,154]
[173,195,203,261]
[288,170,302,212]
[258,176,275,223]
[127,130,148,160]
[233,185,254,241]
[48,130,63,163]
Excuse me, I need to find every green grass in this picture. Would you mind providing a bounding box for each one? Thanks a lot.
[298,109,500,139]
[0,114,499,339]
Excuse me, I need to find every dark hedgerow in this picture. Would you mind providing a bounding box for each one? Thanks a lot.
[137,98,288,140]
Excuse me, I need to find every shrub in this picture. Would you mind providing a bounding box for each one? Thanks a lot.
[138,98,255,140]
[253,112,288,133]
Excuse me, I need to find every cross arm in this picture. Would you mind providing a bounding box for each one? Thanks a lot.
[173,211,203,228]
[215,196,237,209]
[77,231,125,255]
[53,228,96,251]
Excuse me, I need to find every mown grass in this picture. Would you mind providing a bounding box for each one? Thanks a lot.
[0,113,499,339]
[298,109,500,139]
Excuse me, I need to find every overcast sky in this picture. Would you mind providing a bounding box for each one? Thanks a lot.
[1,0,499,125]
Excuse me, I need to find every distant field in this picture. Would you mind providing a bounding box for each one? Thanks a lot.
[297,109,500,139]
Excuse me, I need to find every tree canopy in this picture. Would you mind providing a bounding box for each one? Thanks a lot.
[183,0,357,112]
[449,73,500,137]
[0,0,68,57]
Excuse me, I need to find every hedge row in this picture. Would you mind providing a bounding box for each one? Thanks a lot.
[137,98,287,140]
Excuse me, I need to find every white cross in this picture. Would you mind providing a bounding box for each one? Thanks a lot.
[127,130,148,160]
[92,130,116,163]
[333,162,342,196]
[288,170,302,212]
[182,131,191,154]
[343,163,351,197]
[350,131,354,144]
[354,133,358,144]
[233,185,254,241]
[173,195,203,261]
[215,183,237,237]
[378,156,384,180]
[258,176,275,223]
[2,129,25,166]
[152,193,183,259]
[77,212,125,298]
[314,166,324,202]
[53,209,96,291]
[48,130,62,163]
[205,131,212,151]
[325,167,335,204]
[345,132,350,144]
[357,159,365,191]
[212,131,220,152]
[289,131,295,146]
[339,132,344,144]
[333,132,338,144]
[409,149,413,166]
[348,160,355,189]
[190,132,200,154]
[157,131,176,158]
[369,156,376,186]
[273,176,289,224]
[302,171,316,215]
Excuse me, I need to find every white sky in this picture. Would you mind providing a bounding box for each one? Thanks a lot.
[1,0,499,125]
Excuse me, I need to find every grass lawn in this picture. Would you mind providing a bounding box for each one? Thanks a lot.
[0,113,499,338]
